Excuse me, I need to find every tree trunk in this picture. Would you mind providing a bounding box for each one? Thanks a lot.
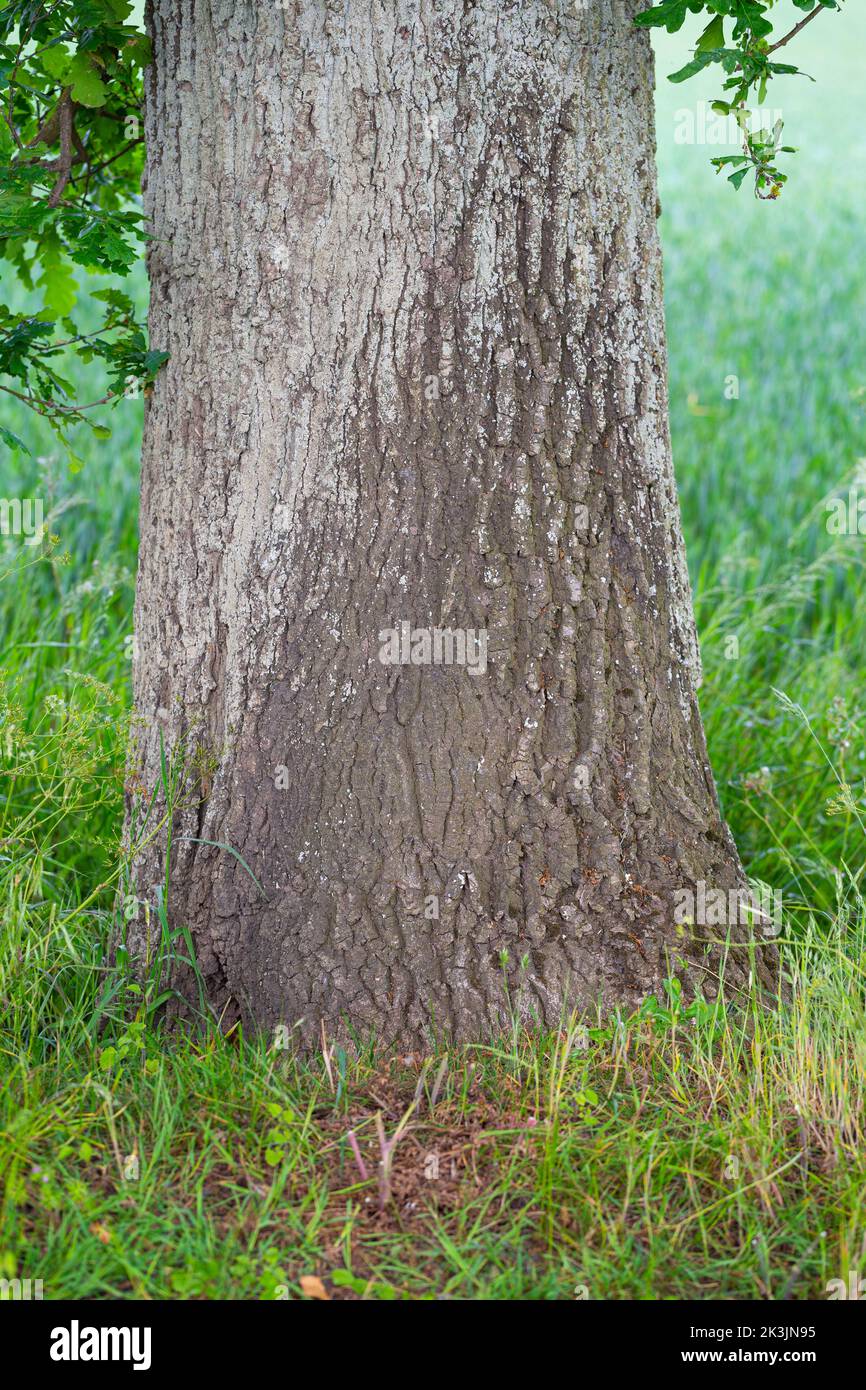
[129,0,779,1045]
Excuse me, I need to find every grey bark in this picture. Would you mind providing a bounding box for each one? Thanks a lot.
[129,0,780,1045]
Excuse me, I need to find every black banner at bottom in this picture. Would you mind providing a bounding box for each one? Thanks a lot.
[3,1296,860,1376]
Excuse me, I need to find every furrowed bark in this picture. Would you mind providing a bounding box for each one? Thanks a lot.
[128,0,780,1045]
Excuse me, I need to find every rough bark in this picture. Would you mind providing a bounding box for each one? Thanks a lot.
[129,0,779,1045]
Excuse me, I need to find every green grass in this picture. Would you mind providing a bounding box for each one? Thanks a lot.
[2,953,865,1300]
[1,4,866,1299]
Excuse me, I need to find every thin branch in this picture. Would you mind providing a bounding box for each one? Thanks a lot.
[47,92,73,207]
[3,104,23,149]
[35,329,113,351]
[0,381,113,416]
[769,4,827,54]
[5,0,65,147]
[83,138,143,180]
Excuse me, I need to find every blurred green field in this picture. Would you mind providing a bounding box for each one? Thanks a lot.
[1,3,864,1300]
[657,0,866,921]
